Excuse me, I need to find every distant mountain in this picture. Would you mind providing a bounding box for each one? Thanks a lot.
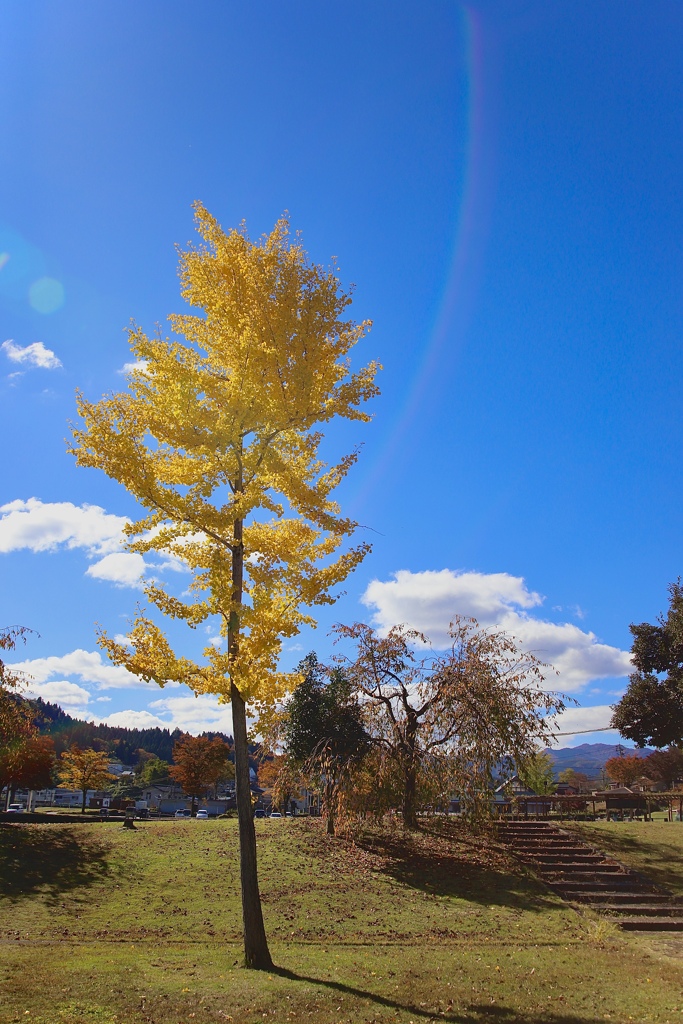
[546,742,655,776]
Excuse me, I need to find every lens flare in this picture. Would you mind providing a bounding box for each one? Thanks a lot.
[28,276,65,314]
[352,4,494,509]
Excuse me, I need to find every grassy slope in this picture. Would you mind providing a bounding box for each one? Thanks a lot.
[0,818,682,1024]
[569,821,683,894]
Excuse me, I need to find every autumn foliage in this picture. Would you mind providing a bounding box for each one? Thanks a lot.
[0,627,35,755]
[57,746,115,813]
[604,753,646,787]
[334,616,567,826]
[169,734,233,813]
[0,735,54,800]
[70,205,379,968]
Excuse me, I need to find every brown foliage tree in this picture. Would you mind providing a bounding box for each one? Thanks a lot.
[258,754,300,814]
[256,756,281,791]
[0,627,36,755]
[0,735,55,806]
[335,617,567,826]
[643,748,683,789]
[604,753,646,787]
[169,734,232,814]
[557,769,592,793]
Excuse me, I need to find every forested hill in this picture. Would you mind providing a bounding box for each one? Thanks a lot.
[546,743,655,775]
[27,697,235,765]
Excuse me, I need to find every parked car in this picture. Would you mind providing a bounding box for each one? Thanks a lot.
[195,809,209,820]
[253,808,267,819]
[6,804,25,813]
[174,809,191,818]
[269,811,282,819]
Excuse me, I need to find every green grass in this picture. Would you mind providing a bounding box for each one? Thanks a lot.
[568,820,683,894]
[1,817,683,1023]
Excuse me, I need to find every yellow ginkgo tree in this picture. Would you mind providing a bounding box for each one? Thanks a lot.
[69,204,380,969]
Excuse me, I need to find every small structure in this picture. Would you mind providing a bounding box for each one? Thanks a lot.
[594,787,647,816]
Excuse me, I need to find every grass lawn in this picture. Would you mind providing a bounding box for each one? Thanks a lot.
[568,821,683,894]
[1,818,683,1024]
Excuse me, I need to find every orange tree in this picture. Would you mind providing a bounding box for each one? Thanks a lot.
[258,754,301,815]
[0,627,35,758]
[604,753,647,787]
[0,735,55,808]
[169,734,232,813]
[69,205,379,968]
[0,626,43,808]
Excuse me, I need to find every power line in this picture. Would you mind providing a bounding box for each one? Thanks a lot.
[555,726,617,736]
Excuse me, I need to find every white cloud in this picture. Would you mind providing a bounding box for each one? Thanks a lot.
[363,569,542,629]
[86,552,146,588]
[118,360,149,375]
[0,498,193,590]
[361,569,632,692]
[25,679,91,707]
[7,648,153,690]
[1,339,62,370]
[551,704,615,736]
[103,710,169,730]
[546,704,621,747]
[0,498,127,556]
[149,694,234,735]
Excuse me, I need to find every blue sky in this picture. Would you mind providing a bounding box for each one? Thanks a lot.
[1,1,681,745]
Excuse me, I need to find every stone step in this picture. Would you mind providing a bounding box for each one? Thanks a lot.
[499,828,554,833]
[524,854,606,863]
[541,865,625,876]
[500,826,555,830]
[591,904,683,916]
[561,891,675,904]
[512,840,591,846]
[615,918,683,931]
[550,880,648,891]
[513,842,598,850]
[499,822,683,930]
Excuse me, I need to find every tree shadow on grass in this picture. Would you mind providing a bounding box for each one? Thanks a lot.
[349,821,562,913]
[567,824,683,893]
[0,824,111,904]
[272,965,612,1023]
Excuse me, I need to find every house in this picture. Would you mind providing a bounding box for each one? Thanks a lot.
[495,775,555,815]
[13,787,106,809]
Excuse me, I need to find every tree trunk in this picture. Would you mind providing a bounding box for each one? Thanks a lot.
[402,723,419,828]
[326,780,336,836]
[325,778,337,835]
[403,765,417,828]
[81,787,87,813]
[232,682,273,969]
[228,501,273,970]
